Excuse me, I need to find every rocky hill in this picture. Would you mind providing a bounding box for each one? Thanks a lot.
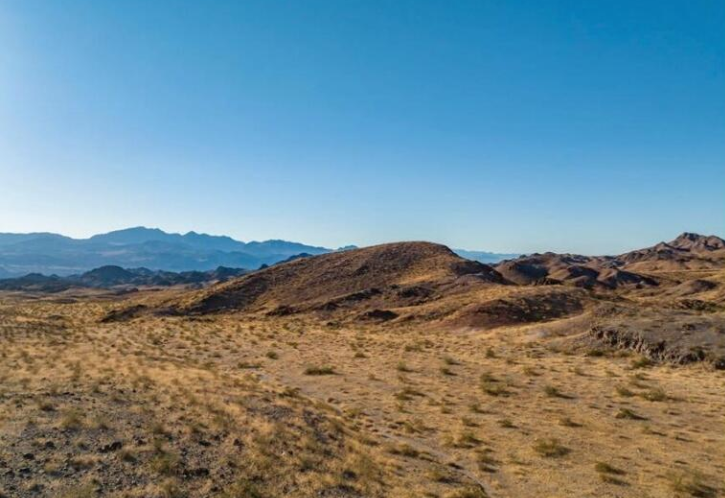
[496,252,662,288]
[115,233,724,367]
[0,265,247,292]
[495,233,725,287]
[162,242,504,316]
[615,233,725,272]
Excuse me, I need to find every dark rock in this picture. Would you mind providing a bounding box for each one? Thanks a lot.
[358,309,398,321]
[100,441,123,453]
[183,467,210,478]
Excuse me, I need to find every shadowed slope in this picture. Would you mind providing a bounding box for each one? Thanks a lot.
[494,253,657,289]
[168,242,504,315]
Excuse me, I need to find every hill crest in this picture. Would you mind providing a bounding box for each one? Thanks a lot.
[167,241,504,316]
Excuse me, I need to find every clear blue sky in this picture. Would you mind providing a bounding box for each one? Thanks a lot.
[1,1,723,254]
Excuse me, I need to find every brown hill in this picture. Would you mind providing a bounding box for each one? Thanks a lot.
[669,232,725,252]
[495,233,725,287]
[163,242,504,316]
[448,287,588,329]
[99,234,725,368]
[494,253,656,290]
[494,253,595,285]
[616,233,725,272]
[666,278,718,298]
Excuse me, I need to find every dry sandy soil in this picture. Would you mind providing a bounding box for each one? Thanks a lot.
[0,289,722,498]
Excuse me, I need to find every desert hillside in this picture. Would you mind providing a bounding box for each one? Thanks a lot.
[0,234,723,498]
[160,242,504,316]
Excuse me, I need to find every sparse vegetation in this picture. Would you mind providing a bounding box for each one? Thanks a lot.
[479,373,510,396]
[387,443,421,458]
[616,408,647,420]
[631,356,655,369]
[440,366,456,376]
[59,408,85,430]
[0,236,721,497]
[641,387,669,402]
[304,366,336,375]
[533,438,570,458]
[543,385,570,398]
[396,361,413,373]
[668,470,718,498]
[595,462,625,475]
[559,416,581,427]
[444,486,488,498]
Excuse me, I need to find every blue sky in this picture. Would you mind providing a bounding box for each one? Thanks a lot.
[0,0,723,254]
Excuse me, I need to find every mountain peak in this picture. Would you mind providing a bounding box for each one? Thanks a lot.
[90,226,169,244]
[669,233,725,252]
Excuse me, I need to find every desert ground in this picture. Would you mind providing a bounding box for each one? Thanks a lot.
[1,236,724,497]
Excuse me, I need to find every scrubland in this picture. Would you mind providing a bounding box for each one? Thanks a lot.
[0,292,722,498]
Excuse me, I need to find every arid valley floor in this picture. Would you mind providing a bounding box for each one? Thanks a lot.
[1,234,724,497]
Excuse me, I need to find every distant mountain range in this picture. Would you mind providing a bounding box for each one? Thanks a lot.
[452,248,521,265]
[0,227,518,277]
[0,265,247,293]
[0,227,333,276]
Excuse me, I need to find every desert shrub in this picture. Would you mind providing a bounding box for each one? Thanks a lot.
[631,356,654,369]
[37,399,55,412]
[453,430,481,448]
[428,467,456,483]
[476,450,497,473]
[440,366,456,376]
[461,416,478,427]
[396,362,413,372]
[159,478,183,498]
[443,356,460,365]
[498,418,515,428]
[558,416,581,427]
[304,366,335,375]
[595,462,625,475]
[522,366,540,376]
[668,470,717,498]
[219,478,264,498]
[60,484,96,498]
[387,443,420,458]
[444,486,488,498]
[480,373,509,396]
[543,385,568,398]
[532,438,569,457]
[150,450,179,476]
[615,408,647,420]
[469,403,485,414]
[641,387,668,402]
[59,408,84,430]
[394,386,425,401]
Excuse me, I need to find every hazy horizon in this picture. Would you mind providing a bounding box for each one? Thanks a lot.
[1,1,723,255]
[1,224,720,258]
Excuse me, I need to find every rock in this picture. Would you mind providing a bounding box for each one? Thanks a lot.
[100,441,123,453]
